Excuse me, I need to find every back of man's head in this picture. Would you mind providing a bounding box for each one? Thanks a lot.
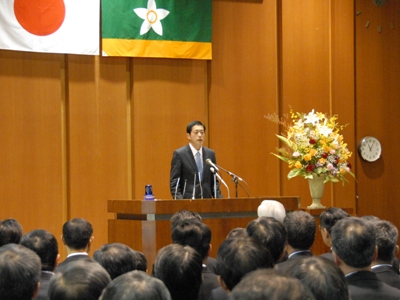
[331,217,376,268]
[216,236,274,291]
[372,220,398,264]
[230,269,315,300]
[62,218,93,250]
[286,256,349,300]
[0,218,23,246]
[100,270,171,300]
[257,200,286,222]
[320,207,350,234]
[170,210,202,231]
[246,216,287,263]
[20,229,59,272]
[0,243,41,300]
[283,211,316,250]
[49,259,111,300]
[93,243,147,279]
[171,218,211,261]
[154,244,203,300]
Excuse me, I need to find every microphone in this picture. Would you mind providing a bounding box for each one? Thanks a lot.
[211,167,230,198]
[174,178,180,200]
[192,173,197,200]
[206,158,219,173]
[182,179,187,198]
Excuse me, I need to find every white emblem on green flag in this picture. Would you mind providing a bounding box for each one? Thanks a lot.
[134,0,169,36]
[102,0,212,59]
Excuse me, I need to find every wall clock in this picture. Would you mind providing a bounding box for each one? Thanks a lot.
[358,136,382,162]
[356,0,398,33]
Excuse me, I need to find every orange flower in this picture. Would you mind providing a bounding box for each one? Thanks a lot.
[295,161,302,169]
[310,149,317,156]
[304,154,312,161]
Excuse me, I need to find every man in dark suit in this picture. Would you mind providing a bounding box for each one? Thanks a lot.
[170,120,223,199]
[370,219,400,289]
[20,229,59,300]
[210,236,274,300]
[275,211,315,274]
[0,243,41,300]
[172,218,219,300]
[319,207,350,261]
[56,218,95,271]
[331,217,400,300]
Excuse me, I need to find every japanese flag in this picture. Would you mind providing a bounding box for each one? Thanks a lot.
[0,0,100,55]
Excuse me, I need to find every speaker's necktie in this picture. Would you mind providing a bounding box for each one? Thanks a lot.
[195,151,203,180]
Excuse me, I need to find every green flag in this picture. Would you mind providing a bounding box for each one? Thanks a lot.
[102,0,212,59]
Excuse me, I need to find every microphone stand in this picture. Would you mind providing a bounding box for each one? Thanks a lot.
[215,164,251,197]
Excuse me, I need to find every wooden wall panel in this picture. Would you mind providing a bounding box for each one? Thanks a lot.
[279,0,356,209]
[0,50,64,240]
[355,0,400,226]
[131,58,208,200]
[210,0,280,198]
[330,1,356,209]
[67,56,130,258]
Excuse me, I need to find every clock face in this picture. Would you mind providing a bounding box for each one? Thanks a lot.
[359,136,382,162]
[373,0,386,7]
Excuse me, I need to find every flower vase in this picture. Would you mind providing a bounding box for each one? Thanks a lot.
[307,175,326,209]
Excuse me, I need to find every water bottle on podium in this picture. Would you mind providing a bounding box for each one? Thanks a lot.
[144,184,155,201]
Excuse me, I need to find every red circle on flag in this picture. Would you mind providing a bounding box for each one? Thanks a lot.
[14,0,66,36]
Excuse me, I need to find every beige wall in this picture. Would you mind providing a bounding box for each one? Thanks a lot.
[0,0,399,259]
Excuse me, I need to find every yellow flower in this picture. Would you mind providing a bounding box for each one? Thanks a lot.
[295,161,302,169]
[323,145,330,152]
[304,154,312,161]
[319,158,326,164]
[310,149,317,156]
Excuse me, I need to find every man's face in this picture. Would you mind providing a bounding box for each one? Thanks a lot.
[187,125,205,150]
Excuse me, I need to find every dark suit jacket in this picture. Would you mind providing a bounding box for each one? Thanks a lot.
[275,250,313,275]
[206,256,219,275]
[55,254,93,272]
[170,145,223,199]
[209,286,229,300]
[319,251,334,262]
[372,264,400,290]
[34,271,53,300]
[198,266,220,300]
[346,270,400,300]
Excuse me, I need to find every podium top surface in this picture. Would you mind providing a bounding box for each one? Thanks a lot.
[108,197,299,215]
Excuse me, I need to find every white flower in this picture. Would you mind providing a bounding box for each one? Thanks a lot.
[134,0,170,36]
[304,109,320,125]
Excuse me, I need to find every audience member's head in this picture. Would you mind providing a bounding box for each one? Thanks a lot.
[331,217,376,270]
[48,259,111,300]
[94,243,147,279]
[20,229,59,272]
[286,256,349,300]
[170,210,202,231]
[62,218,93,252]
[361,215,380,221]
[154,244,203,300]
[0,243,41,300]
[100,270,171,300]
[320,207,350,234]
[246,216,287,263]
[172,218,211,261]
[0,218,23,246]
[216,236,274,291]
[257,200,286,222]
[283,211,316,251]
[371,219,398,264]
[320,207,350,248]
[230,269,315,300]
[226,227,247,239]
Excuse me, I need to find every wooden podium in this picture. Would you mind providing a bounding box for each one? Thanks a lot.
[108,197,299,270]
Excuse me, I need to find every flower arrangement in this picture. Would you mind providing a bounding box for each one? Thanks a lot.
[267,108,355,184]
